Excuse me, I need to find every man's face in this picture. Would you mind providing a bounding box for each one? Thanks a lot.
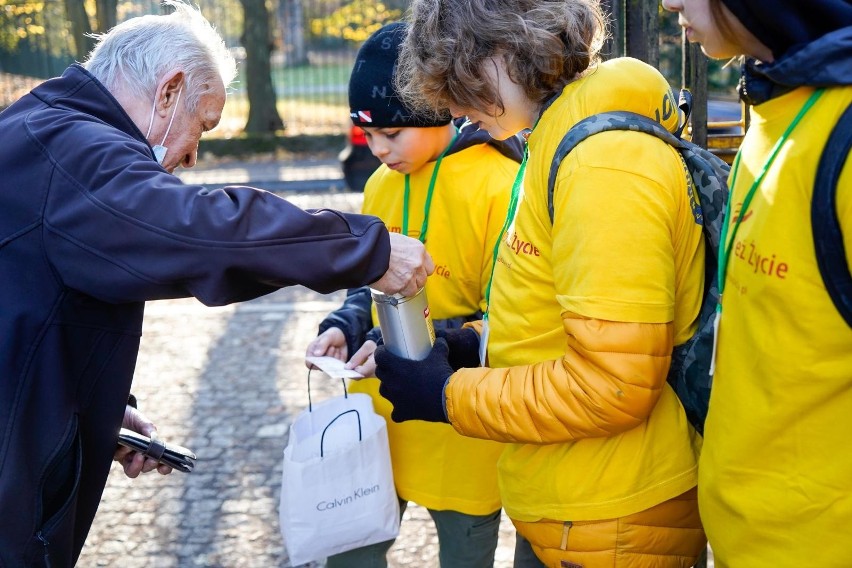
[156,81,226,173]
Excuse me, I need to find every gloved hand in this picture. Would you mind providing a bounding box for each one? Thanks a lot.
[435,327,481,370]
[374,338,453,423]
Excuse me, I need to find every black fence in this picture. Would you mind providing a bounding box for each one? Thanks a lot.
[0,0,397,135]
[0,0,740,143]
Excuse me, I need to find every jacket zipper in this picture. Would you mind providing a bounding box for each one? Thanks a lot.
[37,531,53,568]
[560,520,573,550]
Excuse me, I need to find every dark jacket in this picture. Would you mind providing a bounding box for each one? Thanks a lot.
[738,17,852,104]
[317,119,525,353]
[0,64,390,566]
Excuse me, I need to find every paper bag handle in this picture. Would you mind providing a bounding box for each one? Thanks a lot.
[320,409,362,457]
[307,368,348,412]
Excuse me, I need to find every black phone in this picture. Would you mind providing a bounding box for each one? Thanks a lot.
[116,428,197,473]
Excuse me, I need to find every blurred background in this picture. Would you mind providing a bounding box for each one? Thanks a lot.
[0,4,729,565]
[0,0,744,187]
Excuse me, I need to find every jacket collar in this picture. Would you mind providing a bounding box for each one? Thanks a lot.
[739,26,852,105]
[31,64,147,143]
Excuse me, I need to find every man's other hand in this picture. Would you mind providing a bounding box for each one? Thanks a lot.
[114,405,173,478]
[370,232,434,297]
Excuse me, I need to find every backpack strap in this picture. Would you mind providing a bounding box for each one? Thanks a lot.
[812,102,852,327]
[547,111,685,223]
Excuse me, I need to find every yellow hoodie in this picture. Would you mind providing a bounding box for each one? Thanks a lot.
[446,57,705,522]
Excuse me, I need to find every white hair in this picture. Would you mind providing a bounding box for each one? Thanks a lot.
[83,0,237,112]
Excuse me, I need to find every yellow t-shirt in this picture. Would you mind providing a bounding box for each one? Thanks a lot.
[351,139,518,514]
[486,58,704,521]
[700,86,852,568]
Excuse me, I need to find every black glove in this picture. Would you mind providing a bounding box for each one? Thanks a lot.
[375,338,453,423]
[435,327,481,371]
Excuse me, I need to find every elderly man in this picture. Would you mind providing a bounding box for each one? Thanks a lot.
[0,2,431,565]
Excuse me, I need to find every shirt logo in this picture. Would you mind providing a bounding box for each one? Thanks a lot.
[507,232,541,257]
[731,202,753,223]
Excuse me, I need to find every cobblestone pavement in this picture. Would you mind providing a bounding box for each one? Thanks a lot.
[77,191,518,568]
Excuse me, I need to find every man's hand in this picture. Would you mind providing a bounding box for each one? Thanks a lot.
[370,232,435,297]
[305,327,348,368]
[114,405,172,478]
[374,338,453,423]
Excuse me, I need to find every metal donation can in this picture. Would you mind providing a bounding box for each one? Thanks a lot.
[371,287,435,360]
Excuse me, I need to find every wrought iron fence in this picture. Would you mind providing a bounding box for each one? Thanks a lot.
[0,0,738,140]
[0,0,408,135]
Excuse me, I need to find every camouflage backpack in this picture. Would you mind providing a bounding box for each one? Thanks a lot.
[546,99,730,435]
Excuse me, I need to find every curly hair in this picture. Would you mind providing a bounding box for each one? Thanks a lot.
[396,0,608,121]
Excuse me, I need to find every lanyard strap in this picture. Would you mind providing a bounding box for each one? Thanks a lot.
[717,88,824,299]
[402,132,459,243]
[484,144,529,313]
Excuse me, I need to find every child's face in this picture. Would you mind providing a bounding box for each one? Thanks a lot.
[661,0,772,61]
[448,56,537,141]
[362,125,452,175]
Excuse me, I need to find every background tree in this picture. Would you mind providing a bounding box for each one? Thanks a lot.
[278,0,307,67]
[64,0,95,61]
[95,0,117,32]
[0,0,42,52]
[309,0,400,43]
[64,0,125,63]
[239,0,285,132]
[0,0,75,76]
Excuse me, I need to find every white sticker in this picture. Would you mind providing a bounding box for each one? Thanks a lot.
[305,356,364,380]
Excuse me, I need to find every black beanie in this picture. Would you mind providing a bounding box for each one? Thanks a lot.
[719,0,852,58]
[348,22,451,128]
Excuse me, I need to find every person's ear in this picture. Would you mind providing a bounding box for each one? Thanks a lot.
[154,70,185,117]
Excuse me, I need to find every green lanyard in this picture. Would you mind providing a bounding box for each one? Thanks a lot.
[718,88,824,300]
[483,144,529,318]
[710,88,823,373]
[402,132,459,243]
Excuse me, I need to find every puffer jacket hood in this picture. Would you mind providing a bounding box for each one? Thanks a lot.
[736,13,852,104]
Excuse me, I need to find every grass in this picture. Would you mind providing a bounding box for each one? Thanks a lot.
[215,61,354,137]
[215,97,349,138]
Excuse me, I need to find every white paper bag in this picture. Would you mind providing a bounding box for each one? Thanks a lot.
[279,392,400,565]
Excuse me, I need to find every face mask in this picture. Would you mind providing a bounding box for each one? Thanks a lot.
[145,86,182,165]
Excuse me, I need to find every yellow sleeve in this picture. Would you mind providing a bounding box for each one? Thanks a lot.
[551,147,681,323]
[446,313,672,443]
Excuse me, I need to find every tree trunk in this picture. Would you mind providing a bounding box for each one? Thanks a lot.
[625,0,659,67]
[278,0,308,67]
[95,0,118,33]
[239,0,285,133]
[682,35,708,148]
[64,0,95,62]
[601,0,624,60]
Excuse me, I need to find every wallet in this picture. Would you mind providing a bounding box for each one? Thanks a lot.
[117,428,197,473]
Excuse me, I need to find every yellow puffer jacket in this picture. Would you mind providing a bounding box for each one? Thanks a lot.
[451,318,706,568]
[450,315,673,443]
[512,487,705,568]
